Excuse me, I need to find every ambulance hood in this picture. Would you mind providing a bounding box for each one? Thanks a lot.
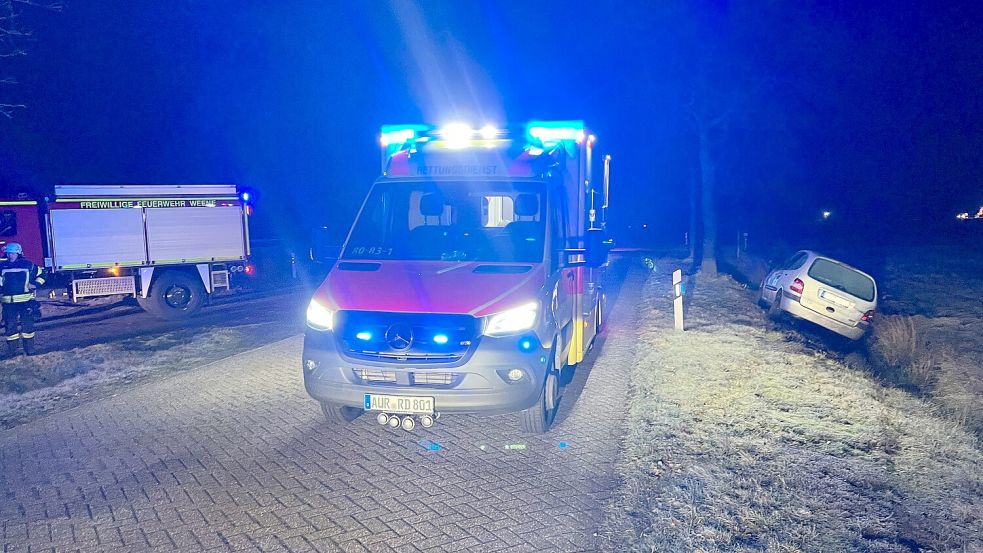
[312,260,545,318]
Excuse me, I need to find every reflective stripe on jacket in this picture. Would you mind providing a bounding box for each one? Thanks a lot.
[0,258,44,303]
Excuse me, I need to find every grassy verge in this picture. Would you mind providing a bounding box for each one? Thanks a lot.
[603,267,983,552]
[0,321,298,429]
[867,246,983,437]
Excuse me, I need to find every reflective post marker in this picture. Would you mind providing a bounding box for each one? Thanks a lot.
[673,269,684,331]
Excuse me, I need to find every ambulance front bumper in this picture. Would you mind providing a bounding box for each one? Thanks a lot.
[302,329,549,416]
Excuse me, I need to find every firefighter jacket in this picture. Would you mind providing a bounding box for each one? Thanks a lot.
[0,257,45,303]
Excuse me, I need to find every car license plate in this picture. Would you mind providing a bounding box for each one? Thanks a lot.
[819,289,851,307]
[363,394,434,415]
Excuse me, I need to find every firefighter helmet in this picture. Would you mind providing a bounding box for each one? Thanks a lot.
[3,242,22,255]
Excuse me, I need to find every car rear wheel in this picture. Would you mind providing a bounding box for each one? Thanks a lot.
[320,401,362,423]
[768,289,784,320]
[757,280,770,308]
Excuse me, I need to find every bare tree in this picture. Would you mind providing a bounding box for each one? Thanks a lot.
[1,0,61,118]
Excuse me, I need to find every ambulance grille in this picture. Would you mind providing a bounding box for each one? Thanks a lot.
[337,311,479,365]
[352,368,397,384]
[410,372,457,386]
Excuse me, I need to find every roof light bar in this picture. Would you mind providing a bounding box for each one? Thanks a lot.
[479,124,499,140]
[439,123,475,149]
[380,120,590,154]
[380,124,432,147]
[525,120,586,146]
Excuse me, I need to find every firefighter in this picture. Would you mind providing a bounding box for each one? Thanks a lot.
[0,242,45,356]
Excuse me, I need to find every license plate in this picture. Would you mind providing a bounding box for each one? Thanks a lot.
[363,394,434,415]
[819,289,851,307]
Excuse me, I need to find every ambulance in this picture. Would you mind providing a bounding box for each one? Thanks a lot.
[303,122,611,433]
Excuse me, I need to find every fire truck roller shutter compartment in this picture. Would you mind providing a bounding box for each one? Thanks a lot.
[49,208,147,268]
[145,207,246,264]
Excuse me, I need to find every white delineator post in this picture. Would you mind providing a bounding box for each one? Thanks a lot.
[673,269,684,331]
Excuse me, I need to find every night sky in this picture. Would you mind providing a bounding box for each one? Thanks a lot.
[1,1,981,249]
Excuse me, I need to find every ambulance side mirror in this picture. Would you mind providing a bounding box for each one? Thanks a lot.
[310,226,340,264]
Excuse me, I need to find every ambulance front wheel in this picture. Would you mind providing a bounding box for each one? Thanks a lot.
[519,339,560,434]
[138,269,207,320]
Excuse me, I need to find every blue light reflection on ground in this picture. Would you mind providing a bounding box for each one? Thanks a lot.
[418,439,443,451]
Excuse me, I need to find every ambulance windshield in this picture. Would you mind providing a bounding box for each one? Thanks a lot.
[344,181,546,263]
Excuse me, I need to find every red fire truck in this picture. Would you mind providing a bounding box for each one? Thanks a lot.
[303,121,612,433]
[0,184,252,319]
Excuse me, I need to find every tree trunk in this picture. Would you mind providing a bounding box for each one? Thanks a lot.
[698,129,718,277]
[688,161,700,263]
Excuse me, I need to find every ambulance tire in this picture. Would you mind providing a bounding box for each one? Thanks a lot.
[320,401,362,423]
[139,270,207,320]
[519,341,559,434]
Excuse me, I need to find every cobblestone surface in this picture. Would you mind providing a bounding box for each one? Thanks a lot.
[1,264,644,552]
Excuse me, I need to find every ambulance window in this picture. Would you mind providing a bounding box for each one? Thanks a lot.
[481,196,515,227]
[0,211,15,237]
[408,191,451,230]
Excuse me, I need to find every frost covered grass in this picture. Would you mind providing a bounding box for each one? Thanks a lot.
[603,262,983,552]
[0,322,295,429]
[869,246,983,436]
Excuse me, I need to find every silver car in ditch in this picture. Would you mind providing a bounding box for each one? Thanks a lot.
[758,250,877,340]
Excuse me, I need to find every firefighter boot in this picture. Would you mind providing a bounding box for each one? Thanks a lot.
[4,339,19,358]
[22,337,35,356]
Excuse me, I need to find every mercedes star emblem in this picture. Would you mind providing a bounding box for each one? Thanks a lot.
[385,323,414,350]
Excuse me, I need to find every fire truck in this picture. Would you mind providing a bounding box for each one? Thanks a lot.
[0,184,252,319]
[303,121,612,433]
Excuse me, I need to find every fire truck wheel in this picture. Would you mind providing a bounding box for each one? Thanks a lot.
[139,270,207,320]
[320,401,363,423]
[519,341,559,434]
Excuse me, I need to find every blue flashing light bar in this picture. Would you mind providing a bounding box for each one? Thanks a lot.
[525,120,585,146]
[380,121,588,153]
[380,124,432,148]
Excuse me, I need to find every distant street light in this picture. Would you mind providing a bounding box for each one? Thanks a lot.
[821,210,832,220]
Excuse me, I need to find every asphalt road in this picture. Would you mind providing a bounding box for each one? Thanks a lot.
[0,260,642,552]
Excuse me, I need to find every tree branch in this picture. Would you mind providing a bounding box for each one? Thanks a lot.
[1,0,58,117]
[0,102,26,118]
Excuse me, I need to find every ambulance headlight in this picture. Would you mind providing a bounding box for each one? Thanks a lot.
[306,299,335,331]
[483,302,538,336]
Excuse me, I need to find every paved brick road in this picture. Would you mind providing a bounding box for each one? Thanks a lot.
[1,264,644,553]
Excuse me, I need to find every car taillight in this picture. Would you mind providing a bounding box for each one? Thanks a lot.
[244,264,255,275]
[861,310,874,322]
[790,278,804,295]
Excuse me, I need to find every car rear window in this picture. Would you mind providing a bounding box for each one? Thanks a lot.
[807,258,875,301]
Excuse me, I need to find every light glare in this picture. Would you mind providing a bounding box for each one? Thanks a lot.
[484,302,538,336]
[306,299,334,330]
[479,125,498,139]
[440,123,474,148]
